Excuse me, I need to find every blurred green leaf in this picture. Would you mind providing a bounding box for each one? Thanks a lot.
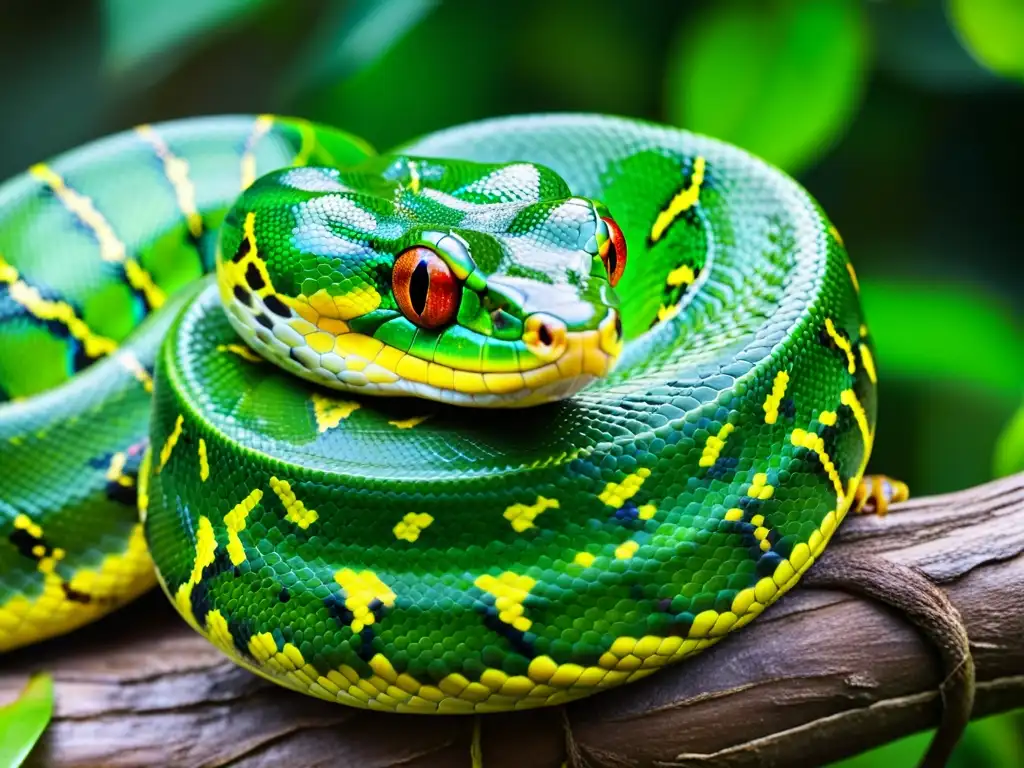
[948,0,1024,80]
[860,279,1023,398]
[666,0,868,172]
[832,710,1024,767]
[0,674,53,768]
[284,0,439,97]
[830,730,932,767]
[947,709,1024,767]
[994,401,1024,477]
[102,0,272,77]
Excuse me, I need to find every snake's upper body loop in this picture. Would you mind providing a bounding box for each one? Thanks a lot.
[0,114,874,714]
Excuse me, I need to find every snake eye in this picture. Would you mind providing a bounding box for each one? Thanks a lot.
[599,216,627,287]
[393,246,460,329]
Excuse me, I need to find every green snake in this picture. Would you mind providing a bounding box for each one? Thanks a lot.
[0,114,876,713]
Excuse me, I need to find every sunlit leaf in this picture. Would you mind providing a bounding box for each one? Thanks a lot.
[666,0,868,173]
[859,279,1023,398]
[283,0,439,96]
[102,0,273,77]
[948,0,1024,80]
[0,674,53,768]
[994,402,1024,478]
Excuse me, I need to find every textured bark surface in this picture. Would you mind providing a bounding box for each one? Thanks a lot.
[2,473,1022,768]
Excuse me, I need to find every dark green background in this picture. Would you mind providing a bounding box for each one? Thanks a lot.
[0,1,1020,764]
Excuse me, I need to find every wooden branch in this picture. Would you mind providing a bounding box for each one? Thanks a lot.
[3,474,1022,768]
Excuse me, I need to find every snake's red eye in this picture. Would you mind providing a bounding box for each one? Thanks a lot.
[600,217,627,287]
[393,246,460,329]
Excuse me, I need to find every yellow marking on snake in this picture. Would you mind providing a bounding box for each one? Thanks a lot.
[638,504,656,520]
[333,569,396,632]
[747,472,774,500]
[824,318,856,374]
[174,515,217,628]
[762,370,789,424]
[393,512,434,542]
[0,254,118,358]
[389,415,430,429]
[106,452,134,488]
[178,455,866,713]
[158,414,184,471]
[615,540,639,560]
[203,609,235,656]
[475,572,536,632]
[650,156,706,243]
[829,224,844,247]
[503,496,559,533]
[240,115,274,189]
[791,428,845,502]
[14,513,43,539]
[656,304,680,323]
[859,342,877,384]
[666,263,695,288]
[819,410,837,426]
[0,522,153,653]
[574,551,596,568]
[219,212,278,305]
[841,388,873,450]
[846,261,860,293]
[599,467,651,507]
[225,489,263,566]
[198,439,209,482]
[136,124,203,237]
[312,393,361,432]
[30,164,165,308]
[270,476,319,529]
[408,160,422,194]
[217,343,263,362]
[699,422,734,467]
[137,450,151,520]
[117,351,153,392]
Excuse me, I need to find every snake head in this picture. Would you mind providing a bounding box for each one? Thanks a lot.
[216,156,624,407]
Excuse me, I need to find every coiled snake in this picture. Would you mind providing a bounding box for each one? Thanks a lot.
[1,114,887,715]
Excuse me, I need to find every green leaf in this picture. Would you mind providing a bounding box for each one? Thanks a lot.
[0,674,53,768]
[859,279,1023,398]
[666,0,868,173]
[948,0,1024,80]
[283,0,440,97]
[994,401,1024,478]
[102,0,272,77]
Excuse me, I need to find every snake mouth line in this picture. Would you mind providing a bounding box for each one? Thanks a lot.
[224,291,622,407]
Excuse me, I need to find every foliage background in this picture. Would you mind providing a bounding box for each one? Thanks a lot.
[0,0,1020,764]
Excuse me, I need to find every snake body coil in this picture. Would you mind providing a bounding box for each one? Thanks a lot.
[0,114,874,713]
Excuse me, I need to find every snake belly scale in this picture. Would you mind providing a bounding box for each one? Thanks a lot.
[0,113,875,714]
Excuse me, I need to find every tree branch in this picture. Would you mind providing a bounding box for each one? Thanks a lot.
[3,473,1022,768]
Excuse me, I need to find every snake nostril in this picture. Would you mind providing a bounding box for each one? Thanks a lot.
[538,323,554,347]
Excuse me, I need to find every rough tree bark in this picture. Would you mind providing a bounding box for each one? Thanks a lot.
[2,473,1022,768]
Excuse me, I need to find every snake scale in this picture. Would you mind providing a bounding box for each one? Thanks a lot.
[0,114,877,714]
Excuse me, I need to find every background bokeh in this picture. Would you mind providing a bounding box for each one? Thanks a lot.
[0,0,1021,764]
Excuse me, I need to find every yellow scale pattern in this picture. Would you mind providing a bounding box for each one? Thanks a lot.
[173,395,870,712]
[30,164,165,308]
[0,254,117,358]
[393,512,434,542]
[0,518,153,653]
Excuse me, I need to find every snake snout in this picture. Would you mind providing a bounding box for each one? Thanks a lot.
[524,313,567,361]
